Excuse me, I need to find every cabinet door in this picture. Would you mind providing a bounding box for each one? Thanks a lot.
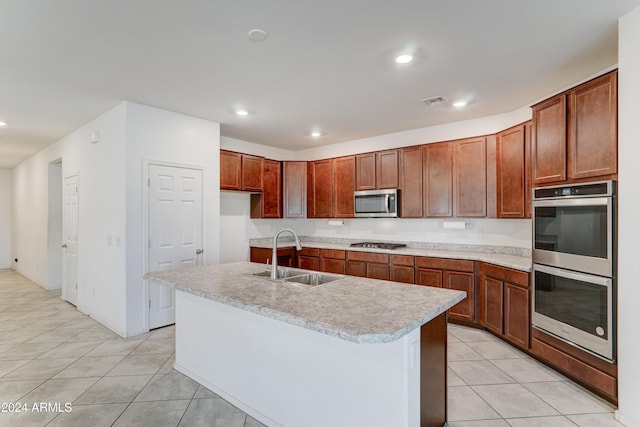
[284,161,306,218]
[504,283,530,349]
[416,269,443,287]
[376,150,399,189]
[479,277,504,335]
[261,159,282,218]
[497,125,526,218]
[241,155,264,191]
[346,260,367,277]
[250,247,293,267]
[355,153,376,191]
[367,263,389,280]
[390,265,415,284]
[332,156,355,218]
[220,150,241,190]
[399,146,423,218]
[568,71,617,180]
[321,258,346,274]
[424,143,453,217]
[307,160,332,218]
[454,137,487,217]
[444,271,475,322]
[524,121,532,219]
[298,256,319,271]
[532,95,567,184]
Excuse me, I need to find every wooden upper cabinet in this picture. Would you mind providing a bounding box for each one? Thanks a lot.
[260,159,281,218]
[399,146,423,218]
[307,160,332,218]
[355,153,376,190]
[356,150,399,190]
[454,137,487,217]
[283,161,306,218]
[220,150,242,190]
[568,71,617,180]
[497,124,526,218]
[524,121,532,219]
[377,150,399,189]
[423,143,453,217]
[241,154,264,191]
[532,95,567,184]
[332,156,356,218]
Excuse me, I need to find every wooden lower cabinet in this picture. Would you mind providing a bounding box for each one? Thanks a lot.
[478,262,530,350]
[346,251,390,280]
[416,269,443,287]
[320,249,346,274]
[390,255,415,284]
[249,247,294,267]
[444,271,475,322]
[297,247,320,271]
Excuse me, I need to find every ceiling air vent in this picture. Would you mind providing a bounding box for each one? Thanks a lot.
[421,96,447,106]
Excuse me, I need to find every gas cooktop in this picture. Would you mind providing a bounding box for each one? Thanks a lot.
[349,242,407,250]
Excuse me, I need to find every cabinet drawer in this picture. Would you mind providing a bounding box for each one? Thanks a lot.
[479,263,529,288]
[390,255,414,266]
[347,251,389,263]
[298,247,320,257]
[415,257,474,272]
[320,249,346,259]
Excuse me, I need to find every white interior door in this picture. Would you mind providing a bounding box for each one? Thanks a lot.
[62,174,79,306]
[148,164,203,329]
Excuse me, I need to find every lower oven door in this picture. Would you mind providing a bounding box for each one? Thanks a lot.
[532,264,614,361]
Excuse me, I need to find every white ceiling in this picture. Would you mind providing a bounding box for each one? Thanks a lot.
[1,0,640,168]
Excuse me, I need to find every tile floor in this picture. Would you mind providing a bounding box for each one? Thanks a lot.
[0,269,625,427]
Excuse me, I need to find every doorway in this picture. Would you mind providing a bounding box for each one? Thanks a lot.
[147,164,203,329]
[62,172,79,305]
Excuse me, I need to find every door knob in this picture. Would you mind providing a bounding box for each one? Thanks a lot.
[196,249,203,255]
[61,244,68,248]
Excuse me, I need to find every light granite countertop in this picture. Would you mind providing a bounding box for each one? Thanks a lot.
[146,261,466,344]
[250,240,533,272]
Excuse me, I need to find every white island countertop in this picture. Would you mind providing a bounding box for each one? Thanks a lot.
[146,261,465,344]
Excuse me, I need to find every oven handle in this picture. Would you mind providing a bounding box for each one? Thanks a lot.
[533,264,612,287]
[532,196,610,208]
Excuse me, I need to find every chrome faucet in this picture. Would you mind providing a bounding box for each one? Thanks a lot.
[271,229,302,280]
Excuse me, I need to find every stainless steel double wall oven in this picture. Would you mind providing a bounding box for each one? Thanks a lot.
[532,180,616,361]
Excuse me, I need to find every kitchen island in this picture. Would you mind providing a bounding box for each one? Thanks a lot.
[146,262,465,427]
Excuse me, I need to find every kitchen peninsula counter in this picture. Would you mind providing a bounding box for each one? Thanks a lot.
[147,262,465,427]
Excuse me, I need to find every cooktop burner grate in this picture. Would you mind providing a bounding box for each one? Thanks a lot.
[349,242,407,250]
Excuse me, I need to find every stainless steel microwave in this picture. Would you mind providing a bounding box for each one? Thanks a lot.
[354,189,399,218]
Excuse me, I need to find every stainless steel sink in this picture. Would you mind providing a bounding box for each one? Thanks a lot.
[285,272,343,287]
[253,266,343,287]
[253,267,308,280]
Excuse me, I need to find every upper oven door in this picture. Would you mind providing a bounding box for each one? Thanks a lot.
[532,196,613,277]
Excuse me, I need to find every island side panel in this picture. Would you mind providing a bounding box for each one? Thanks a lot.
[421,312,447,427]
[174,289,421,427]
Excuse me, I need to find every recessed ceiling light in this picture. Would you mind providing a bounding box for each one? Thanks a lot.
[236,110,249,116]
[248,29,268,41]
[0,122,6,127]
[306,130,326,138]
[452,100,467,108]
[395,54,413,64]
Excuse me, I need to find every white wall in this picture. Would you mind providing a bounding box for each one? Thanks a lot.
[46,162,63,289]
[616,7,640,426]
[0,169,11,269]
[11,103,128,337]
[124,102,220,336]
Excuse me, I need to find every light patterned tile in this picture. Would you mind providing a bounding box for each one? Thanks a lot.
[48,403,128,427]
[506,416,578,426]
[524,381,615,415]
[178,398,246,427]
[107,354,170,376]
[135,372,199,402]
[74,375,153,404]
[448,385,500,422]
[491,358,566,383]
[449,342,485,361]
[449,360,516,385]
[466,340,527,360]
[568,413,626,427]
[473,384,559,418]
[114,399,190,427]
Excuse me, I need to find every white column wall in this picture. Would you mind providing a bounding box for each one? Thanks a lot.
[124,102,220,336]
[0,169,11,269]
[616,6,640,426]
